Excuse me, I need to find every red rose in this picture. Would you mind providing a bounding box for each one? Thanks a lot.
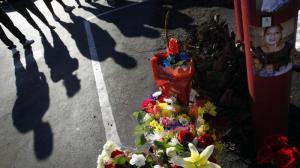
[197,133,214,148]
[266,135,289,151]
[104,160,114,168]
[274,148,296,168]
[256,146,274,164]
[292,147,300,159]
[141,98,155,113]
[167,38,179,55]
[111,149,125,158]
[172,165,178,168]
[177,129,194,144]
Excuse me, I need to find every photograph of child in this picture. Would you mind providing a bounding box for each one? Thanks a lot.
[252,24,296,77]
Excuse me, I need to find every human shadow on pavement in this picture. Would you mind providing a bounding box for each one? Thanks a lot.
[59,13,137,69]
[12,47,53,160]
[86,0,195,38]
[42,30,81,97]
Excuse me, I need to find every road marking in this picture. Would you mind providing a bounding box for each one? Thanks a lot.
[84,21,121,145]
[84,0,148,146]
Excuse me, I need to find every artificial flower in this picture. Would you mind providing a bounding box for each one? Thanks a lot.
[129,154,146,167]
[141,98,155,113]
[97,152,111,168]
[177,129,194,144]
[150,120,159,128]
[154,124,164,133]
[166,147,177,157]
[274,147,296,168]
[203,102,217,117]
[159,117,173,128]
[183,143,221,168]
[104,160,113,168]
[177,114,190,126]
[266,135,289,151]
[145,132,164,142]
[103,140,119,156]
[143,113,151,122]
[111,149,125,158]
[158,103,176,117]
[197,107,206,117]
[152,91,162,99]
[197,133,215,148]
[167,38,179,55]
[168,137,180,146]
[164,97,174,104]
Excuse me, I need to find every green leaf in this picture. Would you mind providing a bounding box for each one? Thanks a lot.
[132,111,140,118]
[154,141,170,150]
[113,156,128,165]
[175,144,185,153]
[134,125,145,136]
[136,134,146,146]
[132,111,144,123]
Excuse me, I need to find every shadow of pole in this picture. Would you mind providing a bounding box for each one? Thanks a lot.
[12,47,53,160]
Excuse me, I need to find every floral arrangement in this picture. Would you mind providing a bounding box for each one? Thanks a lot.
[96,90,226,168]
[97,140,219,168]
[150,38,194,105]
[161,38,190,68]
[256,135,300,168]
[131,91,223,167]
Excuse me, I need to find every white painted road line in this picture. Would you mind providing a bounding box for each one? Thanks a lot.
[84,0,148,146]
[84,21,121,145]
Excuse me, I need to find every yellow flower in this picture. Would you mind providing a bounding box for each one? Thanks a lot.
[204,101,217,117]
[150,120,159,128]
[183,143,221,168]
[158,103,175,117]
[197,107,205,117]
[154,125,164,133]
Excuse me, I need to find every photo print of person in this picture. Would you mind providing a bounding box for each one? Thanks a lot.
[256,0,290,13]
[250,18,296,77]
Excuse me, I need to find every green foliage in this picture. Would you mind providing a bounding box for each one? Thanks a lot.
[154,141,171,150]
[132,111,144,124]
[136,134,146,146]
[113,156,128,165]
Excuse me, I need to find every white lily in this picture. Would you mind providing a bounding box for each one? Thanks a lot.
[183,143,221,168]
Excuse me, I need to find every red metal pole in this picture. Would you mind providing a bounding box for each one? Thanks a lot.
[240,0,255,103]
[234,0,243,42]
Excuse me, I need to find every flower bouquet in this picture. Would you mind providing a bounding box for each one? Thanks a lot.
[150,38,194,106]
[131,91,223,167]
[97,140,220,168]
